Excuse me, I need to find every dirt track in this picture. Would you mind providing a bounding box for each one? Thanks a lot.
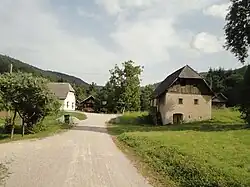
[0,113,152,187]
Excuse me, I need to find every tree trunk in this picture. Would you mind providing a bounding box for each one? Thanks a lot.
[10,110,17,139]
[22,119,25,137]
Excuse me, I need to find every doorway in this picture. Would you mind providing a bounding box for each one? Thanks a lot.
[173,113,183,124]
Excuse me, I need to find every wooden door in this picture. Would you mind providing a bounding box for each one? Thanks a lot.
[173,114,183,124]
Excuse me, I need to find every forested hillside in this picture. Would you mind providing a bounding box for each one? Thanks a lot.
[0,54,89,87]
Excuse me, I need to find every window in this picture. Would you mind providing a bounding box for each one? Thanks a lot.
[66,101,69,108]
[194,99,199,105]
[180,79,186,86]
[72,102,74,109]
[178,98,183,104]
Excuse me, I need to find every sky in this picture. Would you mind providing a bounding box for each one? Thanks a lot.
[0,0,244,86]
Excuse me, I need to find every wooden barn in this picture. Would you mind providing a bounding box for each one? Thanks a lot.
[212,93,228,108]
[77,95,95,112]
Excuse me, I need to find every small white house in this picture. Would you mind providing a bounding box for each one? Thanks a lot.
[48,82,76,111]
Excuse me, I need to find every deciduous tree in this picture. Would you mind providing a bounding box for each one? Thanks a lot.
[239,65,250,125]
[140,85,154,111]
[0,72,60,138]
[224,0,250,124]
[224,0,250,63]
[105,61,143,113]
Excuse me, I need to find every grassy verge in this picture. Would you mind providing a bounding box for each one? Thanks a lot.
[0,111,86,143]
[108,108,250,187]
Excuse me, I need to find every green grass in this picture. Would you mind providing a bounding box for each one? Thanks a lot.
[108,108,250,187]
[0,111,86,143]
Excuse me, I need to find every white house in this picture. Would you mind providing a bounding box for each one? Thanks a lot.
[48,82,76,111]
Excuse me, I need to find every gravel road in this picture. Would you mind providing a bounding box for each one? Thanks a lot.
[0,113,152,187]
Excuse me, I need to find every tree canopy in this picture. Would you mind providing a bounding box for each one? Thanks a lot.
[140,85,154,111]
[95,61,143,113]
[0,72,60,138]
[239,65,250,124]
[224,0,250,63]
[205,67,246,106]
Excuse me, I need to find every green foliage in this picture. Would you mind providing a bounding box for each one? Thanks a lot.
[239,65,250,125]
[72,84,86,102]
[224,0,250,63]
[140,85,154,111]
[109,109,249,187]
[94,86,109,113]
[0,111,86,142]
[0,72,60,130]
[103,61,143,113]
[86,82,98,97]
[205,67,245,106]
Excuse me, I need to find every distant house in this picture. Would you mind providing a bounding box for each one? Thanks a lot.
[212,93,227,108]
[77,95,95,112]
[152,65,214,125]
[48,83,76,111]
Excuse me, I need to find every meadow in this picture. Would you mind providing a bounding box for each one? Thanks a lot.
[108,108,250,187]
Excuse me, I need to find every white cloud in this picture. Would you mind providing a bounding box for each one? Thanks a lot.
[203,3,230,18]
[77,7,101,20]
[191,32,223,53]
[0,0,238,85]
[95,0,121,15]
[111,18,183,65]
[96,0,221,16]
[0,0,117,84]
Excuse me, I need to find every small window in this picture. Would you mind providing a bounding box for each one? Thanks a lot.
[194,99,199,105]
[180,79,186,86]
[179,98,183,104]
[72,102,74,109]
[67,101,69,108]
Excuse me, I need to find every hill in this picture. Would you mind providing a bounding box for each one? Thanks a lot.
[0,54,89,87]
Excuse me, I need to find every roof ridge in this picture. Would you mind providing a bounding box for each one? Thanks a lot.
[154,65,212,98]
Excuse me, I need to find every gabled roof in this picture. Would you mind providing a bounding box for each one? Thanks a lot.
[212,93,228,103]
[48,82,75,100]
[154,65,212,97]
[80,95,95,104]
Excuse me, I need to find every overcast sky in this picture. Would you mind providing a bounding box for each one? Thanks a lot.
[0,0,244,85]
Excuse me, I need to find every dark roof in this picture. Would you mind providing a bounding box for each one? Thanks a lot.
[212,93,228,103]
[80,95,95,104]
[48,83,75,100]
[153,65,212,97]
